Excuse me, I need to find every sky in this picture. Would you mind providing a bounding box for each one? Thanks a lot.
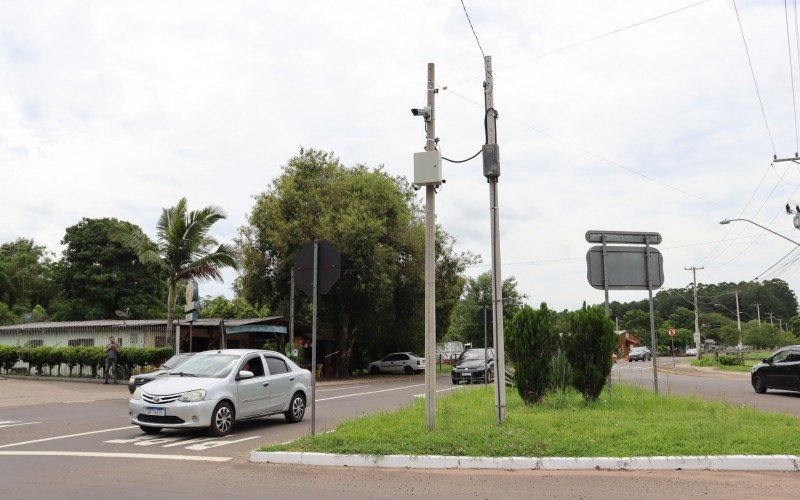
[4,0,800,315]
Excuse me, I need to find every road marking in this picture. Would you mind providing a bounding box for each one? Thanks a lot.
[316,385,371,392]
[0,421,42,429]
[0,426,132,449]
[103,434,260,451]
[414,385,465,398]
[0,451,231,462]
[317,383,424,402]
[63,400,95,404]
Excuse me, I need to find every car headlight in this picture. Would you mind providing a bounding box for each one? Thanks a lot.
[132,387,142,400]
[179,389,207,403]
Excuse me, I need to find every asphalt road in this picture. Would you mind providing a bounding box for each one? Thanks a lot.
[2,371,799,499]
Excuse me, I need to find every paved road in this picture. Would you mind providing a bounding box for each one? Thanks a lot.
[613,356,800,417]
[2,373,799,499]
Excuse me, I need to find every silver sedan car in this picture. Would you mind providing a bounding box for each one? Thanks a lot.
[129,349,312,436]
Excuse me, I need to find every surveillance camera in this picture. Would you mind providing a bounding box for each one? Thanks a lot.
[410,107,431,119]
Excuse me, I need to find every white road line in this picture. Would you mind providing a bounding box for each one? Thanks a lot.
[63,400,95,404]
[316,385,371,392]
[0,421,42,429]
[316,383,424,402]
[413,385,465,398]
[0,451,231,462]
[0,425,133,449]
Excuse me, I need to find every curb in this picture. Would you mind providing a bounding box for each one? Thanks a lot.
[250,451,800,471]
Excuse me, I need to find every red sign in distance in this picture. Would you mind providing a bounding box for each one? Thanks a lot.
[668,328,676,337]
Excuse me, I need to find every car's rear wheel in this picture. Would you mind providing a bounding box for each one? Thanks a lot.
[284,392,306,423]
[139,425,162,434]
[369,366,380,375]
[752,375,768,394]
[403,365,413,375]
[209,401,234,436]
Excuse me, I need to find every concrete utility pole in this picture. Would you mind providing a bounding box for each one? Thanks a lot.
[753,303,762,327]
[767,312,775,329]
[735,289,742,347]
[289,268,295,357]
[483,55,506,424]
[685,266,704,356]
[423,63,437,430]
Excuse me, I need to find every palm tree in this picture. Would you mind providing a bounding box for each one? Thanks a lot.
[112,198,238,334]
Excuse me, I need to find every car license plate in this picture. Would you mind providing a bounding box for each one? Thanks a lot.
[462,372,471,377]
[145,407,166,416]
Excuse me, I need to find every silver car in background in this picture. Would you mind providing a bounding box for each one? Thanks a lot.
[129,349,311,436]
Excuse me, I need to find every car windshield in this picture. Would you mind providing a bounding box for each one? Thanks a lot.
[632,347,645,352]
[168,354,239,378]
[458,349,491,361]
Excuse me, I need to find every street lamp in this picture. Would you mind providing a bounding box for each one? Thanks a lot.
[719,219,800,245]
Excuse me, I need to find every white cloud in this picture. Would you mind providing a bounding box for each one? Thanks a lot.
[3,1,800,313]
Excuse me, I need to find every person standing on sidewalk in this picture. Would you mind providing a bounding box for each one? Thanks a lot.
[104,336,120,384]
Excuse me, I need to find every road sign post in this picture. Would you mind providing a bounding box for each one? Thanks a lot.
[669,328,676,367]
[295,240,340,436]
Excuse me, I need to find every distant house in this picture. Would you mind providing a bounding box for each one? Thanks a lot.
[615,330,641,359]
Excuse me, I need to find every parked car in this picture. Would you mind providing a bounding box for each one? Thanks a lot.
[451,348,495,384]
[368,352,425,375]
[129,349,311,436]
[628,346,651,362]
[685,348,698,356]
[128,353,195,393]
[751,345,800,394]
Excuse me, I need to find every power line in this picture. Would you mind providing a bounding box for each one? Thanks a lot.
[785,0,799,153]
[732,0,777,156]
[448,0,713,88]
[459,0,485,60]
[442,149,482,164]
[444,87,726,209]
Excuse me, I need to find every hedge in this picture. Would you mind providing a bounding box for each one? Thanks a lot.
[0,345,174,378]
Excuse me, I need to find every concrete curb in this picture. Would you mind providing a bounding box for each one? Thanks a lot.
[250,451,800,471]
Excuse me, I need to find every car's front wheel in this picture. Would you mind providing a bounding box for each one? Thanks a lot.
[139,425,162,434]
[209,401,234,436]
[369,365,380,375]
[752,375,768,394]
[284,392,306,423]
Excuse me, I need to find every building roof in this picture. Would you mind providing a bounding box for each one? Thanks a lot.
[0,317,286,331]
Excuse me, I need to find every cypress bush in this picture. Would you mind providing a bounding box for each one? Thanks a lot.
[563,304,616,401]
[0,345,20,373]
[507,303,559,404]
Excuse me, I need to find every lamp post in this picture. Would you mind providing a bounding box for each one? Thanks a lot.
[719,219,800,245]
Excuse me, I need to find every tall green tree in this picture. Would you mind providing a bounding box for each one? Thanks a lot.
[112,198,238,334]
[507,303,558,404]
[563,304,616,401]
[50,218,166,320]
[235,148,474,376]
[445,272,526,346]
[200,295,269,319]
[0,238,57,315]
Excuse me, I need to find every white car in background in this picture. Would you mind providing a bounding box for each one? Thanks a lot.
[368,352,425,374]
[129,349,311,436]
[685,348,698,356]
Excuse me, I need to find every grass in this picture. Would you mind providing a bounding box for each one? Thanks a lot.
[691,351,772,372]
[262,385,800,457]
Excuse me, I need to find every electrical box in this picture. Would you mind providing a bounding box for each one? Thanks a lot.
[482,144,500,178]
[413,150,443,185]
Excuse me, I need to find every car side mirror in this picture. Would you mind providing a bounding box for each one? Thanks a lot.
[237,370,254,380]
[763,358,770,364]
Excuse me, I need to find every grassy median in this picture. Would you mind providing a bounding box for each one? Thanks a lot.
[262,385,800,457]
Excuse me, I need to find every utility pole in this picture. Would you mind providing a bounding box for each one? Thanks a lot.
[735,289,741,347]
[423,63,437,430]
[767,312,775,329]
[685,266,704,356]
[753,303,761,327]
[483,55,506,424]
[289,268,295,357]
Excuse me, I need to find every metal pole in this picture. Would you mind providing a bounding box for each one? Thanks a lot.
[484,55,506,423]
[685,266,703,357]
[646,239,658,395]
[311,241,318,436]
[289,267,295,357]
[423,62,437,430]
[602,235,609,316]
[484,307,488,387]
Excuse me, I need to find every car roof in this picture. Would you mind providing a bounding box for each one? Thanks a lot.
[195,349,283,357]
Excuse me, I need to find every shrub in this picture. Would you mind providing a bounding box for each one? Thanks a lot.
[548,347,572,391]
[718,354,744,366]
[0,345,20,373]
[507,303,559,404]
[64,346,80,376]
[562,304,616,401]
[692,356,715,367]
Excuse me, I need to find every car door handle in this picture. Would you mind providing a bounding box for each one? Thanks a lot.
[289,377,295,381]
[262,382,269,387]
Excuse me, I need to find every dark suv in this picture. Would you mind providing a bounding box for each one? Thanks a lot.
[451,348,494,384]
[628,346,651,362]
